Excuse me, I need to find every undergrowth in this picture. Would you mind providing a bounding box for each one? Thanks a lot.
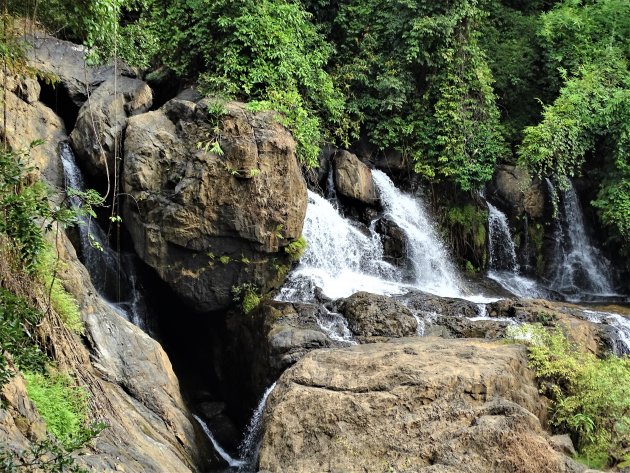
[508,324,630,468]
[23,370,92,449]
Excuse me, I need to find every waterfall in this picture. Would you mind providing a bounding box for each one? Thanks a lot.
[546,179,615,298]
[193,415,245,469]
[371,170,462,297]
[278,191,403,301]
[315,308,356,344]
[238,382,277,471]
[484,199,546,299]
[487,202,518,271]
[577,310,630,355]
[59,142,148,330]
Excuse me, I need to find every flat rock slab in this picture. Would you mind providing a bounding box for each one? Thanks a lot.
[259,337,584,473]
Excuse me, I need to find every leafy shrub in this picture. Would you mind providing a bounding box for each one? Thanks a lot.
[0,288,48,385]
[36,246,84,334]
[509,324,630,468]
[232,283,261,314]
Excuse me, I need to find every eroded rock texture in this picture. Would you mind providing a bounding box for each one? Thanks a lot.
[259,338,585,473]
[123,98,308,311]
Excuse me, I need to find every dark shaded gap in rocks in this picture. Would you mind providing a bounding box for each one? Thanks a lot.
[145,69,182,110]
[38,81,80,132]
[137,259,252,456]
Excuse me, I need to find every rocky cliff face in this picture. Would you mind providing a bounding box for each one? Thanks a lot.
[123,96,308,311]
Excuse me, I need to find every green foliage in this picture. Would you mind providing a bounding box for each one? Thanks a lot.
[331,0,506,190]
[441,202,488,269]
[480,1,546,145]
[509,324,630,467]
[284,236,308,262]
[232,283,261,314]
[0,438,88,473]
[24,370,91,449]
[519,0,630,255]
[145,0,346,166]
[36,246,83,334]
[0,288,48,386]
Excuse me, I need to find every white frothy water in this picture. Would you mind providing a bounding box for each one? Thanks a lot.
[485,200,546,299]
[315,308,357,344]
[193,415,245,468]
[238,382,277,471]
[546,179,615,298]
[278,191,403,301]
[372,170,462,297]
[578,310,630,355]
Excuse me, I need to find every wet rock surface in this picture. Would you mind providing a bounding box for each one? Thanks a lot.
[259,338,585,473]
[333,150,377,205]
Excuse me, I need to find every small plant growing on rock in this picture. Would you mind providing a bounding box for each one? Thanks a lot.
[509,324,630,469]
[284,236,307,262]
[232,283,261,314]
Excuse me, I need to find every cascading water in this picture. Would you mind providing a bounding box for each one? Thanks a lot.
[577,310,630,355]
[237,382,277,472]
[59,142,148,330]
[278,169,495,339]
[193,415,245,469]
[546,179,615,299]
[278,191,403,302]
[487,202,518,271]
[372,170,462,297]
[485,200,546,299]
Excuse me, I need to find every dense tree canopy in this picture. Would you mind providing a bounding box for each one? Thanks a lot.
[6,0,630,253]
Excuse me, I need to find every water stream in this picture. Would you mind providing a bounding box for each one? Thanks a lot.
[546,179,616,299]
[237,382,277,471]
[484,200,546,299]
[60,142,149,330]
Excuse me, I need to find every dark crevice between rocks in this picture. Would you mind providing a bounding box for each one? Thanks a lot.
[38,80,80,132]
[135,260,251,461]
[145,68,182,110]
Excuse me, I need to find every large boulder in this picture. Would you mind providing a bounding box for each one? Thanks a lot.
[51,233,213,472]
[123,97,308,311]
[26,33,134,107]
[0,75,65,187]
[70,76,152,183]
[338,292,417,338]
[488,165,545,219]
[259,338,585,473]
[397,291,480,318]
[333,150,377,205]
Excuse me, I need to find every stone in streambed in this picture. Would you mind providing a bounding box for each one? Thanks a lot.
[338,291,417,338]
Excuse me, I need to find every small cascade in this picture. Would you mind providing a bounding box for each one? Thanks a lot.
[193,415,245,469]
[238,382,277,472]
[371,170,461,297]
[325,163,338,206]
[278,191,402,301]
[484,198,546,299]
[315,308,356,344]
[59,142,148,330]
[577,310,630,355]
[546,179,615,298]
[487,202,518,271]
